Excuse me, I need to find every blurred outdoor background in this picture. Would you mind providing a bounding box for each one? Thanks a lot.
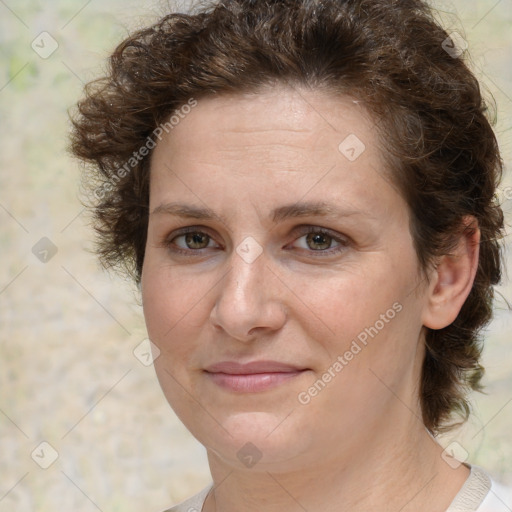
[0,0,511,510]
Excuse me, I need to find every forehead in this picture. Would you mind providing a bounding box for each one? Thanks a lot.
[156,85,378,155]
[148,85,403,220]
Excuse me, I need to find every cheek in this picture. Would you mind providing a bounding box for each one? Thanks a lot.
[294,259,406,338]
[141,259,211,359]
[297,255,422,382]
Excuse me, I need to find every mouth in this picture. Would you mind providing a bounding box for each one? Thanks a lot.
[203,360,309,393]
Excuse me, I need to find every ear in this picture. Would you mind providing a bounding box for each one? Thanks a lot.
[421,216,480,330]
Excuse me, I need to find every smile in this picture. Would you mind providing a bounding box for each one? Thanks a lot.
[204,361,309,392]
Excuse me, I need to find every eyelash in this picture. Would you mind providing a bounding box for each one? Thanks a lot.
[162,226,349,258]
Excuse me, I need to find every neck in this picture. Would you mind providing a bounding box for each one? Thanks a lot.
[203,412,469,512]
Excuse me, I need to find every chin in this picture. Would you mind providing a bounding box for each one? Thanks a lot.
[188,410,315,471]
[155,364,320,470]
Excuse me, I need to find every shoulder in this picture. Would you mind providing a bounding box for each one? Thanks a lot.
[159,485,212,512]
[446,465,512,512]
[477,474,512,512]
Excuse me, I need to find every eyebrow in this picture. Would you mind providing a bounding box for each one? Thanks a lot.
[151,201,366,224]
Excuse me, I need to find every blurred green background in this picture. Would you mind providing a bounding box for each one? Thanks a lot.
[0,0,511,510]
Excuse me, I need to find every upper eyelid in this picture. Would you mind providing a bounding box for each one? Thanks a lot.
[168,228,222,248]
[166,226,221,243]
[166,225,348,250]
[166,224,344,239]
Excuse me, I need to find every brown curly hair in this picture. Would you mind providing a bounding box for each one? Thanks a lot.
[69,0,505,433]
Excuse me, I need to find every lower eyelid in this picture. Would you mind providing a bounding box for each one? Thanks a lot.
[294,234,342,247]
[292,230,348,248]
[171,233,218,250]
[163,229,349,255]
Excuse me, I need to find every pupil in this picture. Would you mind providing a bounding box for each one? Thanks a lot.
[186,233,208,248]
[307,233,330,250]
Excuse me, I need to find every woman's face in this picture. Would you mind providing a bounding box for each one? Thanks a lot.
[141,85,430,471]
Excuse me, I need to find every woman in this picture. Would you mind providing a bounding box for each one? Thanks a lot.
[70,0,511,510]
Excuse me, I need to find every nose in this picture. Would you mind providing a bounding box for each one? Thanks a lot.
[209,245,287,342]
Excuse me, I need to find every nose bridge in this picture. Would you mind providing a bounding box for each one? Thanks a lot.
[224,237,266,306]
[211,236,285,339]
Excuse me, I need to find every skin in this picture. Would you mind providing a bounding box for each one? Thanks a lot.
[141,84,480,511]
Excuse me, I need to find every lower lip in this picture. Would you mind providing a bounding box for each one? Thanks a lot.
[205,371,306,392]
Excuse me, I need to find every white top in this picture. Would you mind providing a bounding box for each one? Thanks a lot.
[162,465,512,512]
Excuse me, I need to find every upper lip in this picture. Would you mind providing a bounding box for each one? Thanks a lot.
[204,360,307,374]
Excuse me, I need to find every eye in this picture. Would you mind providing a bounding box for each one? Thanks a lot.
[164,228,221,254]
[162,226,349,258]
[290,227,349,256]
[176,232,212,250]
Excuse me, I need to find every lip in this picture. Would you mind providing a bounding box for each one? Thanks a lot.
[205,360,306,374]
[204,360,309,393]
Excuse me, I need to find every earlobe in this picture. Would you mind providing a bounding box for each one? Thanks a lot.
[421,216,480,330]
